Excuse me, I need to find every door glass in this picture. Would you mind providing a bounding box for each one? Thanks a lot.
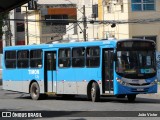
[46,52,56,71]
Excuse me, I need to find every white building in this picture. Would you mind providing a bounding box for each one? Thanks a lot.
[20,0,99,44]
[2,7,25,48]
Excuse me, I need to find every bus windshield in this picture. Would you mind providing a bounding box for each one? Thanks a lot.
[116,50,156,79]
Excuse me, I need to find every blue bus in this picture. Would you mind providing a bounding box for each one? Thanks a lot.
[2,39,157,102]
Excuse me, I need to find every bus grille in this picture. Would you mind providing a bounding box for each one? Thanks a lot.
[129,83,150,86]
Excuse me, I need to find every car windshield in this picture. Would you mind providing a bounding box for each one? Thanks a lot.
[116,50,156,79]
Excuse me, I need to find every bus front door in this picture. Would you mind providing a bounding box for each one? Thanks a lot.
[102,49,114,94]
[44,51,57,93]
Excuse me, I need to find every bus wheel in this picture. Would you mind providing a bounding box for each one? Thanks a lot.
[116,95,126,98]
[127,94,136,102]
[30,82,41,100]
[91,82,100,102]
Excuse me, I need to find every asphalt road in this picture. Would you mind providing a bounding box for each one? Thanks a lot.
[0,86,160,120]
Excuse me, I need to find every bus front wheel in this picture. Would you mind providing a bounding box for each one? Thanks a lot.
[30,82,41,100]
[127,94,136,102]
[91,82,100,102]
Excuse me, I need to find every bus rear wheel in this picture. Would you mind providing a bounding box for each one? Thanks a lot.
[91,82,100,102]
[127,94,136,102]
[30,82,42,100]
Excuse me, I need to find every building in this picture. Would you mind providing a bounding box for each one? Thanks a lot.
[2,0,99,46]
[2,7,25,47]
[2,0,159,51]
[21,0,99,44]
[98,0,160,51]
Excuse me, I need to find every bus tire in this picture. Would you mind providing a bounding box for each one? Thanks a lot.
[91,82,100,102]
[127,94,136,102]
[116,94,126,98]
[30,82,41,100]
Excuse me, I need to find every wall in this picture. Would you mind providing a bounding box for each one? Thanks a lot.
[27,11,41,44]
[128,0,160,51]
[98,0,130,39]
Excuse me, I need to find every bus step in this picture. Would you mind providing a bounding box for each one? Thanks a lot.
[101,93,114,96]
[46,92,56,96]
[105,91,113,94]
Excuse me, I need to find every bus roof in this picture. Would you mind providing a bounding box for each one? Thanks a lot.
[3,40,117,51]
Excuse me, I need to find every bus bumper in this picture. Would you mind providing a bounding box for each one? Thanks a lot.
[114,84,157,95]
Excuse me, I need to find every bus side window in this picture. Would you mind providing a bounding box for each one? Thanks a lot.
[58,48,71,68]
[5,51,17,68]
[30,50,42,68]
[86,47,100,67]
[72,47,85,67]
[17,50,29,68]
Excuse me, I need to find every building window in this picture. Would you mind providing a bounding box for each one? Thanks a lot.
[92,4,98,18]
[86,47,100,67]
[16,7,21,12]
[30,50,42,68]
[5,51,16,68]
[131,0,155,11]
[17,50,29,68]
[45,15,69,25]
[17,23,24,32]
[72,47,85,67]
[107,5,111,13]
[58,48,71,68]
[121,5,124,13]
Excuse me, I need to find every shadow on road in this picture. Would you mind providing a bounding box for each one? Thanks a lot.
[1,86,160,104]
[15,94,160,104]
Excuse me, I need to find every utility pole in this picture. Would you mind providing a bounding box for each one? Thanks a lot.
[25,6,29,45]
[8,18,12,46]
[83,5,87,41]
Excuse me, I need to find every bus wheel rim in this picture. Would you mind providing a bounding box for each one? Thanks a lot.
[33,86,38,97]
[91,88,95,98]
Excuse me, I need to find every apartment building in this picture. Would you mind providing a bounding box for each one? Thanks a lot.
[98,0,160,51]
[20,0,99,44]
[3,0,159,50]
[1,7,25,49]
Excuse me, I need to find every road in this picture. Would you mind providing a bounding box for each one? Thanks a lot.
[0,86,160,120]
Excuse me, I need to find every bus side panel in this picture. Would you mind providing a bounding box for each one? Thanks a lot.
[3,68,45,94]
[3,81,22,91]
[26,69,45,93]
[76,68,102,95]
[3,69,23,92]
[22,80,44,93]
[56,68,102,95]
[57,81,64,94]
[57,68,77,94]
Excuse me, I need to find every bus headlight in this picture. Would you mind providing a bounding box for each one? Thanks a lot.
[116,78,129,86]
[151,80,158,86]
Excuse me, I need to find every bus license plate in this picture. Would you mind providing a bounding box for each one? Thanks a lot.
[137,88,144,91]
